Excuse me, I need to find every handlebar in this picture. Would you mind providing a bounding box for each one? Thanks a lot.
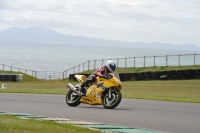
[99,74,112,79]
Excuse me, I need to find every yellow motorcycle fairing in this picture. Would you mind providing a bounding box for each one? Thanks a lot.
[96,74,122,91]
[76,73,122,105]
[80,86,105,105]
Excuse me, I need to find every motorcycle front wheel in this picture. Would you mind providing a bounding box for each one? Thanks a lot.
[102,89,122,109]
[66,90,81,106]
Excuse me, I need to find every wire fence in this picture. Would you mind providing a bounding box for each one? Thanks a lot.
[63,53,200,79]
[0,53,200,80]
[0,64,63,80]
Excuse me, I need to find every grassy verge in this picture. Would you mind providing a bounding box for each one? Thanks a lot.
[121,80,200,103]
[0,115,99,133]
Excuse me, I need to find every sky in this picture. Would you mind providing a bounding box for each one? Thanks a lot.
[0,0,200,46]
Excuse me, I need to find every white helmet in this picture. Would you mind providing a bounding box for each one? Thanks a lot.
[106,60,116,73]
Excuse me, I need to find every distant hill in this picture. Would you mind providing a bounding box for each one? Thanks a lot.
[0,26,199,51]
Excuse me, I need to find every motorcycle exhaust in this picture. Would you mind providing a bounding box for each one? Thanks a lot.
[66,83,77,92]
[67,83,83,96]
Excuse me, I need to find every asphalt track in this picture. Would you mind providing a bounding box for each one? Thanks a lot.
[0,93,200,133]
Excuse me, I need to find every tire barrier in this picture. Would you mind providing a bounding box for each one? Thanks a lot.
[120,69,200,81]
[119,73,125,81]
[0,74,22,82]
[131,73,138,80]
[145,72,152,80]
[152,71,160,80]
[176,70,185,80]
[69,69,200,81]
[124,73,132,81]
[159,71,168,80]
[195,70,200,79]
[138,72,146,80]
[167,70,176,80]
[185,69,195,79]
[69,74,77,81]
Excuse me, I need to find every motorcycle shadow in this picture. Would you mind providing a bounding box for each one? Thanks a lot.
[78,105,132,111]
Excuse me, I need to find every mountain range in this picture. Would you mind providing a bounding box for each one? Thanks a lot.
[0,26,199,51]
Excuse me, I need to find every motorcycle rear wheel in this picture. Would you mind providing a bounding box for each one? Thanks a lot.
[66,90,81,106]
[102,89,122,109]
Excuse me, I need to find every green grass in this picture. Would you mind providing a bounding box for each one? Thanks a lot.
[0,115,99,133]
[0,65,200,103]
[121,80,200,103]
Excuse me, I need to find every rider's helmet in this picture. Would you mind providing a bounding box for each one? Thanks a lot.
[106,60,116,73]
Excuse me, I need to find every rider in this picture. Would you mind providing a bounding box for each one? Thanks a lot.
[80,60,116,95]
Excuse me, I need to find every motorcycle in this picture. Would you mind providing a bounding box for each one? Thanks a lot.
[66,73,122,109]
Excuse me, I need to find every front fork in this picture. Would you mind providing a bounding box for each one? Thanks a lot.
[108,88,116,100]
[108,89,112,99]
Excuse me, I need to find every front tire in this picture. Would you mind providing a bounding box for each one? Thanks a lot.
[102,89,122,109]
[66,90,81,106]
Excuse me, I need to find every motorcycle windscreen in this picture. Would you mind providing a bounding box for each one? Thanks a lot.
[75,75,87,84]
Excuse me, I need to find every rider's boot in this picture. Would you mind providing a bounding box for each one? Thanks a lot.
[79,84,86,96]
[79,75,95,96]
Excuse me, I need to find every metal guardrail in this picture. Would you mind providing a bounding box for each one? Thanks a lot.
[0,53,200,80]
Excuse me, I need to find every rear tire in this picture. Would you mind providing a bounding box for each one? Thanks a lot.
[66,90,81,106]
[102,89,122,109]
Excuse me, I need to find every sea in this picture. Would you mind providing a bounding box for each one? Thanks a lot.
[0,41,200,79]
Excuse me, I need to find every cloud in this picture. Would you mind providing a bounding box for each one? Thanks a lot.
[0,0,200,46]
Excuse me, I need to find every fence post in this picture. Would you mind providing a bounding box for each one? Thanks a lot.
[125,58,127,68]
[144,56,146,68]
[194,53,196,66]
[166,55,168,67]
[65,71,68,79]
[74,66,75,74]
[154,56,156,67]
[88,60,90,70]
[2,64,4,71]
[63,72,65,79]
[94,60,96,69]
[134,57,135,68]
[117,58,119,68]
[178,55,180,67]
[11,66,12,71]
[78,64,80,73]
[83,63,85,71]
